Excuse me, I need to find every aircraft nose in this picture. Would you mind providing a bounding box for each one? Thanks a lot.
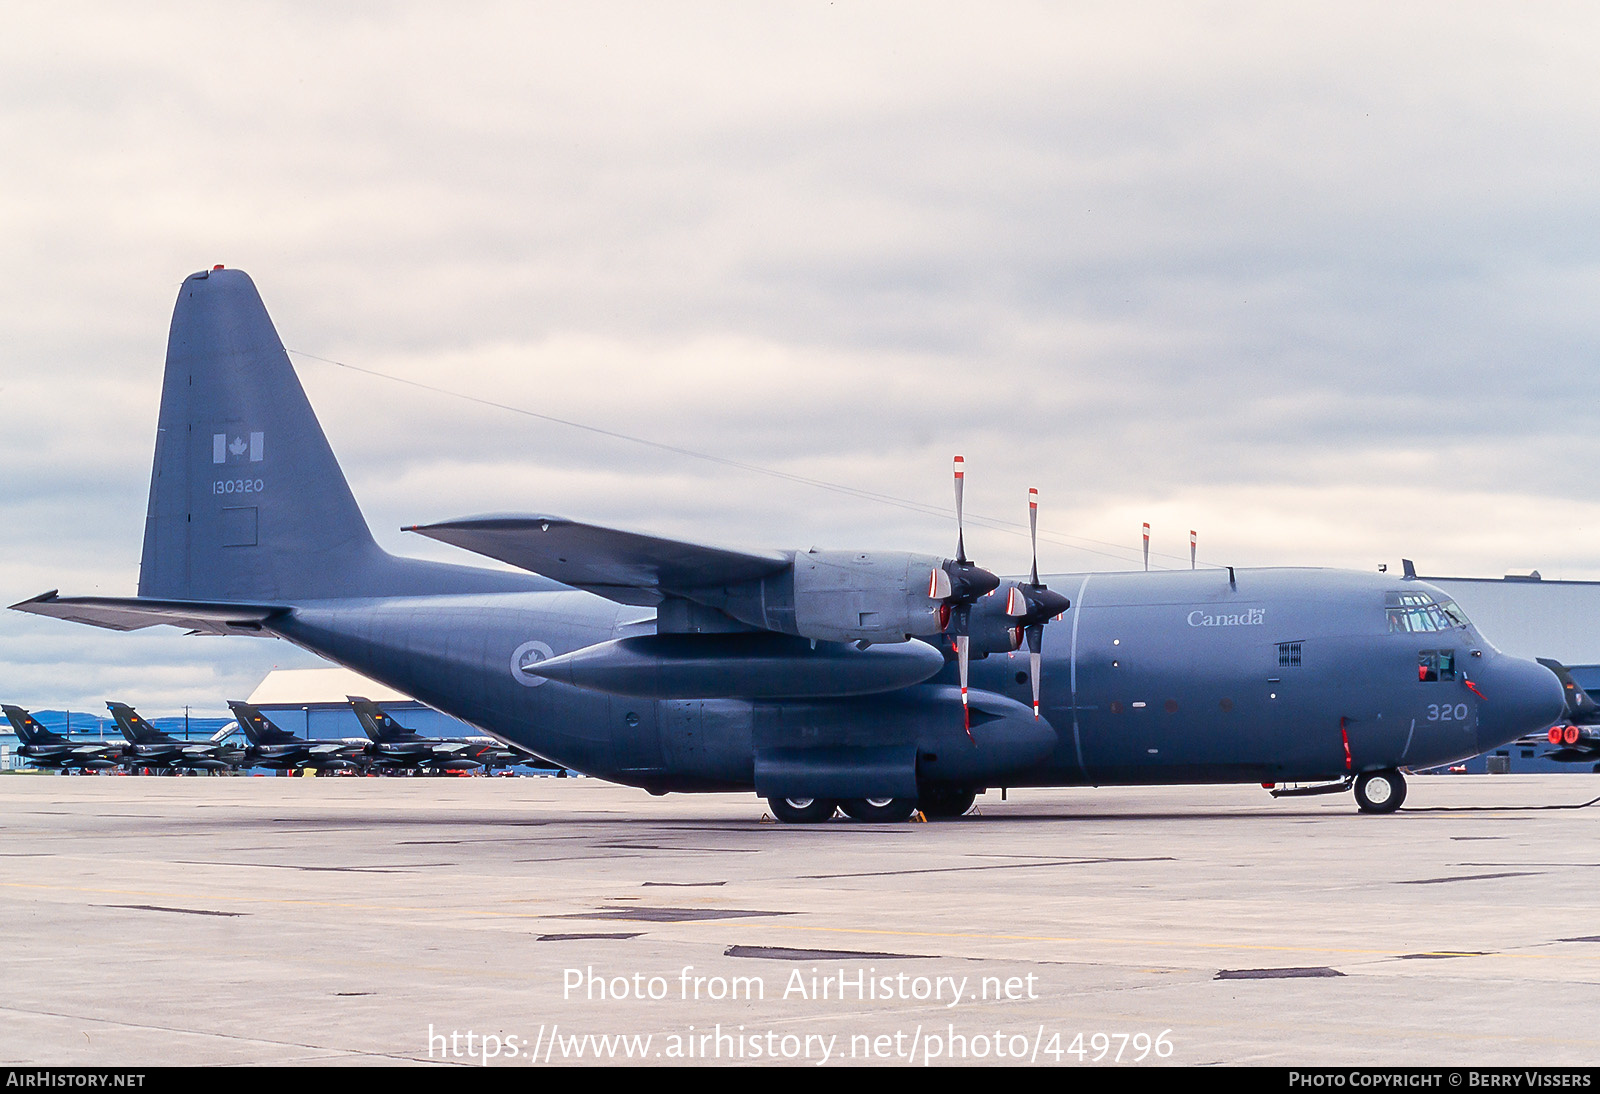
[1474,654,1566,753]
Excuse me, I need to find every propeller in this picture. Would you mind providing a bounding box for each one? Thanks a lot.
[930,456,1000,735]
[1003,487,1073,718]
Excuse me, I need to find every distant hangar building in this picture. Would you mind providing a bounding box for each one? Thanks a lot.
[244,667,496,740]
[1424,572,1600,668]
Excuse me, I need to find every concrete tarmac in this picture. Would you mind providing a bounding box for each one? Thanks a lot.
[2,772,1599,1067]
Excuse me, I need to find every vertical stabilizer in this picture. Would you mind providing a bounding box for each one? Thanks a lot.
[106,702,175,745]
[3,706,58,745]
[138,268,385,601]
[349,696,418,743]
[227,701,301,746]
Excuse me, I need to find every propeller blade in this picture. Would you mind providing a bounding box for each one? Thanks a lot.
[1024,623,1046,717]
[957,633,972,740]
[1029,487,1039,586]
[953,455,966,562]
[1011,487,1072,718]
[928,567,952,600]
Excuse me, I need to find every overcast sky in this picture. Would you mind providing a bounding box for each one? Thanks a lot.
[6,2,1600,715]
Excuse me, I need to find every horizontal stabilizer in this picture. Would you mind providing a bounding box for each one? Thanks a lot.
[10,591,289,635]
[406,516,788,606]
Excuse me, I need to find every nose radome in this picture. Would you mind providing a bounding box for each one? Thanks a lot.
[1476,655,1567,753]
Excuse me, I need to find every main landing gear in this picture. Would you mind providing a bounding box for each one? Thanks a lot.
[839,797,919,823]
[765,788,978,823]
[767,797,839,824]
[1353,768,1407,814]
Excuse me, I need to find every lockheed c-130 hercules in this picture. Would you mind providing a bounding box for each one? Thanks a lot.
[11,268,1566,820]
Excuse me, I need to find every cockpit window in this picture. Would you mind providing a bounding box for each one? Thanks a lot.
[1385,592,1471,633]
[1418,649,1456,681]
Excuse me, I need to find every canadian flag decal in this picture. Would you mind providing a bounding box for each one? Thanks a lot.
[213,432,264,464]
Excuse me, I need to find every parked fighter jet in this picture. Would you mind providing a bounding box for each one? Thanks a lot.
[349,697,531,773]
[1531,659,1600,765]
[226,701,368,772]
[2,705,127,772]
[11,269,1567,818]
[106,702,241,773]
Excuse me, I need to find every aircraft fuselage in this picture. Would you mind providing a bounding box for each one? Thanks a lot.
[270,566,1554,797]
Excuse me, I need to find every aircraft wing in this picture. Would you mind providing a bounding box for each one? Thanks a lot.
[10,591,290,636]
[406,515,789,606]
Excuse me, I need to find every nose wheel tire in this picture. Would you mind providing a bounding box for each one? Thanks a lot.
[840,797,918,823]
[1353,769,1406,814]
[767,797,839,824]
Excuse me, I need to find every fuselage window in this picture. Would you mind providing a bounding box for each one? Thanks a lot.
[1418,649,1456,682]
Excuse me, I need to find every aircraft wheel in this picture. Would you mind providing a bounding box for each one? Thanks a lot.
[767,797,838,824]
[839,797,918,823]
[918,788,977,818]
[1354,769,1406,814]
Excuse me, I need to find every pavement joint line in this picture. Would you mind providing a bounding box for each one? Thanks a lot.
[7,879,1599,961]
[0,1003,455,1065]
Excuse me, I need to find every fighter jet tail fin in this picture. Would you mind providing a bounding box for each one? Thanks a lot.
[348,696,414,743]
[1536,658,1600,724]
[2,705,60,745]
[226,701,301,746]
[106,702,175,745]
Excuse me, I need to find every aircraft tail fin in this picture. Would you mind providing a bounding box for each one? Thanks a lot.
[226,701,301,746]
[3,705,59,745]
[137,268,389,602]
[348,696,415,743]
[1537,658,1600,724]
[106,702,174,745]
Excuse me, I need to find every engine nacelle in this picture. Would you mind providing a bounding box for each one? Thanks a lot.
[962,582,1029,655]
[680,549,959,645]
[789,549,947,644]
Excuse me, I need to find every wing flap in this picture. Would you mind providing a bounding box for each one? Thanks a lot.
[406,516,789,606]
[10,591,290,635]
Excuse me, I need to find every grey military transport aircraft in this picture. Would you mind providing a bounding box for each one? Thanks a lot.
[10,268,1568,820]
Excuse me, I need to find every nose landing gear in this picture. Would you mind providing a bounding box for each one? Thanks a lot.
[1353,768,1406,814]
